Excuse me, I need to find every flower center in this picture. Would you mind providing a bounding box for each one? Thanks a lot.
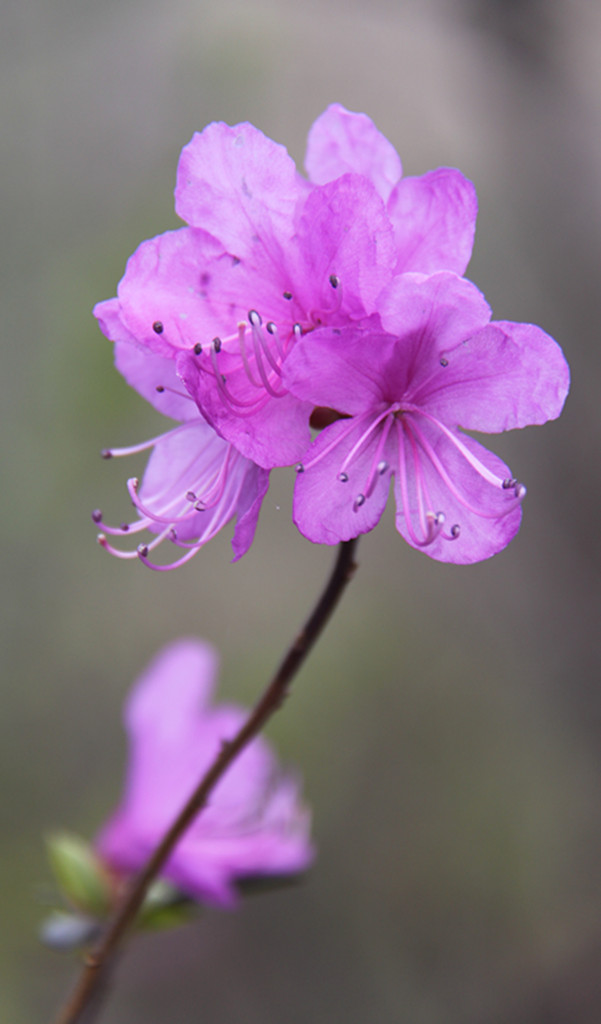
[186,274,343,418]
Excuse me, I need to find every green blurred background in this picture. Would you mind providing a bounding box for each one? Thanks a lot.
[3,0,601,1020]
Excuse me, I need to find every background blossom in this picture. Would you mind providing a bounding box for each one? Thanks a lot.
[97,640,314,907]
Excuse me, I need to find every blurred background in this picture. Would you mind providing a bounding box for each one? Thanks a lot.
[3,0,601,1020]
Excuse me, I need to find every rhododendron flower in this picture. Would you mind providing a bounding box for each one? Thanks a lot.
[92,302,269,570]
[97,640,313,907]
[94,103,478,471]
[284,272,569,564]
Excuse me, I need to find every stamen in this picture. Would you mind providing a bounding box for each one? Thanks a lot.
[155,384,195,402]
[152,321,164,334]
[92,509,103,523]
[283,291,292,300]
[408,417,525,521]
[353,494,366,511]
[329,275,340,289]
[439,357,448,367]
[194,342,202,355]
[338,472,348,482]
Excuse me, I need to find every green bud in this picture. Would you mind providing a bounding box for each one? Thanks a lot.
[45,832,112,917]
[137,879,195,932]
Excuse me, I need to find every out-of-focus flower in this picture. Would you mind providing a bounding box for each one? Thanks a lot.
[284,272,570,564]
[97,641,314,907]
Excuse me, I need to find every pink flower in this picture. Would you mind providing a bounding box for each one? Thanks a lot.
[284,272,569,564]
[94,104,478,471]
[92,301,269,570]
[97,640,314,908]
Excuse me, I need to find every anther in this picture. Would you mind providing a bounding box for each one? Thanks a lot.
[377,461,389,474]
[450,524,461,538]
[156,385,165,393]
[266,322,277,334]
[137,544,149,557]
[248,309,262,326]
[514,483,527,499]
[338,472,349,482]
[295,463,304,473]
[193,342,202,355]
[283,291,292,300]
[502,478,517,490]
[329,274,340,289]
[293,323,302,339]
[440,357,449,367]
[213,337,222,353]
[186,491,196,502]
[101,448,112,459]
[152,321,164,334]
[120,524,130,532]
[354,494,366,509]
[92,509,103,523]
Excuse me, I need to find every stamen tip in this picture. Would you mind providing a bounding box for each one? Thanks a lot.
[329,274,340,289]
[450,524,461,539]
[439,357,449,367]
[353,493,366,510]
[338,472,349,483]
[137,544,149,558]
[155,385,165,393]
[152,321,164,334]
[193,342,202,355]
[515,482,527,500]
[101,448,112,460]
[91,509,103,524]
[295,463,305,474]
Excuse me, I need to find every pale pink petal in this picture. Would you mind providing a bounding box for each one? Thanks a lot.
[305,104,402,202]
[387,168,477,275]
[293,417,391,544]
[176,121,306,260]
[420,321,570,432]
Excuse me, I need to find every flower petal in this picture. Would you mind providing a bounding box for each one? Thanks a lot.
[305,103,402,202]
[177,349,312,469]
[420,321,570,432]
[393,424,522,564]
[387,168,477,275]
[114,339,198,421]
[378,271,492,377]
[175,121,306,261]
[292,175,396,317]
[282,322,392,413]
[293,417,391,544]
[137,419,269,557]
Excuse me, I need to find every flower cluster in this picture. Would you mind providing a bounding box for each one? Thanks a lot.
[94,104,569,567]
[97,640,313,907]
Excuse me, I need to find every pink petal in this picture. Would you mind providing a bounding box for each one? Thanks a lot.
[305,104,402,202]
[292,175,395,317]
[393,425,522,564]
[177,350,312,470]
[387,168,478,275]
[421,320,569,432]
[175,121,306,260]
[293,417,391,544]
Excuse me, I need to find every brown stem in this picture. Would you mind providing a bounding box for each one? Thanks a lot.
[51,538,359,1024]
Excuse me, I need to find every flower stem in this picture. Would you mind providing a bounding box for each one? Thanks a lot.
[51,538,359,1024]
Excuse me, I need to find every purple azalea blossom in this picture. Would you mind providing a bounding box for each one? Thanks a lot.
[284,272,569,564]
[94,104,478,471]
[97,640,314,908]
[93,300,269,571]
